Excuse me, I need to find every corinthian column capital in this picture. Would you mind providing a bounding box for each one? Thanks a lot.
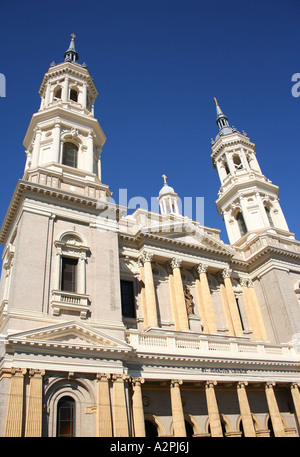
[222,267,232,279]
[197,263,208,274]
[170,258,182,269]
[142,250,153,263]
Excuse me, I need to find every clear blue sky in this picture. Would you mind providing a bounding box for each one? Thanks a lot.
[0,0,299,258]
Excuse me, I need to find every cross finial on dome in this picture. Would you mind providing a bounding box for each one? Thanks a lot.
[162,174,167,185]
[64,33,79,63]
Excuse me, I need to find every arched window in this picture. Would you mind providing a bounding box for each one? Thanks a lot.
[236,211,247,236]
[145,420,158,437]
[62,142,78,168]
[56,396,75,437]
[70,87,78,102]
[265,206,274,227]
[223,159,230,175]
[54,86,62,100]
[233,154,243,170]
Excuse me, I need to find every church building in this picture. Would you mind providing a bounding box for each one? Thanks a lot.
[1,36,300,438]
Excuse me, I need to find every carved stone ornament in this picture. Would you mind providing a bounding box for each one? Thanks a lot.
[170,258,182,269]
[197,263,208,274]
[222,267,232,279]
[239,277,248,287]
[142,251,154,263]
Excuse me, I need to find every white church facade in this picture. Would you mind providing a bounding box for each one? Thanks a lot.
[1,36,300,438]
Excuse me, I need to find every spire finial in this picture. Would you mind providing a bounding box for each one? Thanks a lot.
[214,97,218,106]
[64,34,79,63]
[162,174,167,185]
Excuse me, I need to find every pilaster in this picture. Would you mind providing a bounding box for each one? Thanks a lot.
[138,256,148,329]
[112,374,130,437]
[142,251,158,328]
[3,368,26,437]
[25,369,45,437]
[197,263,217,333]
[222,268,243,336]
[247,279,268,341]
[96,373,112,437]
[170,258,189,331]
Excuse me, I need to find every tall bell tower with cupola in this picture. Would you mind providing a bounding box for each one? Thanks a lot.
[210,98,292,245]
[23,34,111,200]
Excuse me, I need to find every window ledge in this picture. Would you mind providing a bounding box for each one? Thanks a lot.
[51,290,90,319]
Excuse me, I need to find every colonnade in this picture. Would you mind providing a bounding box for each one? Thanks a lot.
[107,377,300,438]
[3,368,299,437]
[138,251,267,341]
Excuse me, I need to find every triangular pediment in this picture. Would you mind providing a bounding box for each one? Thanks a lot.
[139,221,235,256]
[7,321,132,353]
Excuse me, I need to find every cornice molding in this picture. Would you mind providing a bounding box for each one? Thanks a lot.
[39,61,98,98]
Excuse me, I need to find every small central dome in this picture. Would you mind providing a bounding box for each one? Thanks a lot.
[159,183,175,196]
[158,174,180,216]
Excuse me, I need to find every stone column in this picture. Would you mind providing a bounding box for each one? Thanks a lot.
[86,131,94,173]
[142,251,158,328]
[45,82,51,106]
[170,380,186,437]
[197,264,217,333]
[222,268,243,336]
[31,128,42,168]
[77,254,86,294]
[131,378,146,437]
[290,383,300,430]
[247,280,267,341]
[62,77,69,102]
[236,382,256,437]
[112,375,129,437]
[54,247,62,290]
[52,122,61,163]
[170,259,189,331]
[4,368,26,437]
[96,373,112,437]
[82,83,87,109]
[265,382,286,437]
[138,256,148,329]
[205,381,223,437]
[25,369,45,437]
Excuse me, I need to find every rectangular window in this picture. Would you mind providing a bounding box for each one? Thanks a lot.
[61,257,78,293]
[120,280,135,318]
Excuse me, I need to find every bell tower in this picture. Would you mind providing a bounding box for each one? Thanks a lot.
[23,34,110,200]
[210,98,292,245]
